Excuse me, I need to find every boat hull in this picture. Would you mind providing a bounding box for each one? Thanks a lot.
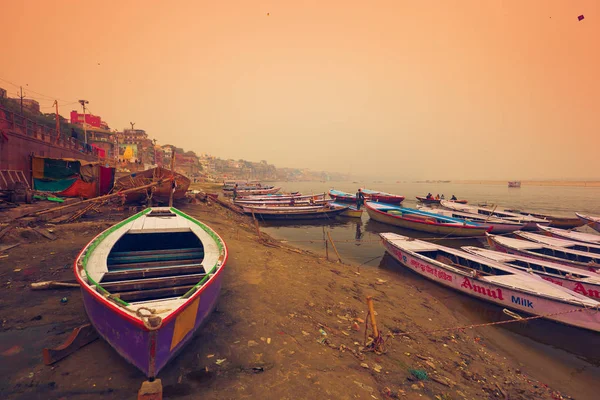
[245,208,348,220]
[80,271,222,378]
[366,203,488,237]
[383,239,600,332]
[366,194,405,204]
[577,213,600,233]
[539,225,600,245]
[416,196,467,204]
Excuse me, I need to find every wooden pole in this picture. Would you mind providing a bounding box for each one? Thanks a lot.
[251,209,262,240]
[366,296,379,339]
[168,149,175,208]
[54,100,60,143]
[325,238,329,260]
[326,231,342,263]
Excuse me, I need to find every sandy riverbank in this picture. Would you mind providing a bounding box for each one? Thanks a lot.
[0,194,583,399]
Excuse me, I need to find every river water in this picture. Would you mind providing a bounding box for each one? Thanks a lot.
[259,181,600,399]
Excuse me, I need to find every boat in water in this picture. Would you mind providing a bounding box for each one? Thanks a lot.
[417,206,525,234]
[114,167,190,204]
[365,202,490,237]
[440,200,549,230]
[380,232,600,332]
[502,210,584,229]
[74,207,228,378]
[360,189,405,204]
[508,181,521,188]
[538,225,600,245]
[486,233,600,272]
[242,204,349,220]
[225,186,281,197]
[332,202,363,218]
[416,196,468,204]
[514,231,600,256]
[329,189,356,203]
[576,213,600,233]
[462,247,600,300]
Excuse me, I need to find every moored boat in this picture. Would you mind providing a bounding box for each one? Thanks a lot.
[361,189,405,204]
[329,189,356,202]
[418,206,525,234]
[503,211,584,229]
[486,233,600,272]
[440,200,549,230]
[234,198,331,207]
[365,202,490,237]
[538,225,600,245]
[74,207,228,378]
[114,167,190,204]
[225,186,281,196]
[514,231,600,256]
[238,193,324,201]
[332,201,363,218]
[242,204,349,220]
[380,233,600,332]
[416,196,467,204]
[462,247,600,300]
[576,213,600,233]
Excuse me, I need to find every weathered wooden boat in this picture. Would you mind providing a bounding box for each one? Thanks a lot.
[224,186,281,197]
[242,204,330,213]
[440,200,549,230]
[418,206,525,233]
[332,201,363,218]
[463,247,600,300]
[114,167,190,204]
[365,202,490,237]
[360,189,405,204]
[329,189,356,202]
[235,199,331,207]
[486,233,600,272]
[380,233,600,332]
[416,196,467,204]
[514,231,600,256]
[74,207,228,378]
[238,193,324,201]
[508,181,521,188]
[538,225,600,245]
[576,213,600,233]
[242,204,349,220]
[503,210,584,229]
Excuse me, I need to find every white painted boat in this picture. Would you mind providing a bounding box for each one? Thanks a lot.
[380,233,600,332]
[237,193,325,201]
[418,206,524,234]
[241,204,332,213]
[576,213,600,233]
[463,247,600,300]
[486,233,600,272]
[538,225,600,245]
[514,231,600,256]
[440,200,549,230]
[234,198,330,206]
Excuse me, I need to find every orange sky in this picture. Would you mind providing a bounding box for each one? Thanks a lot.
[2,0,598,180]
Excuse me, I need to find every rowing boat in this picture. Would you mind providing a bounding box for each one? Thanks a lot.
[417,206,525,233]
[114,167,190,204]
[486,233,600,272]
[237,193,324,201]
[538,225,600,245]
[225,187,281,196]
[576,213,600,233]
[503,210,584,229]
[361,189,405,204]
[242,204,349,220]
[332,201,363,218]
[416,196,468,205]
[514,231,600,256]
[365,202,490,236]
[380,233,600,332]
[440,200,549,230]
[463,247,600,300]
[329,189,356,202]
[74,207,227,378]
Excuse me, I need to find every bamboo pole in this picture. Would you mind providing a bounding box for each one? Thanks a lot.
[366,296,379,339]
[326,231,342,263]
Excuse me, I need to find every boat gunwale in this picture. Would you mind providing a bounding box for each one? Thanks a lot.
[74,207,228,330]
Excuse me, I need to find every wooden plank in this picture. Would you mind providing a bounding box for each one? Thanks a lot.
[33,227,57,240]
[0,242,20,253]
[111,248,201,257]
[101,273,206,292]
[107,258,204,270]
[0,223,16,241]
[42,324,99,365]
[108,251,204,264]
[102,264,205,282]
[116,284,196,302]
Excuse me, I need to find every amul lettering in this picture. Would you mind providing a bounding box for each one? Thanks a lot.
[460,277,503,300]
[573,282,600,299]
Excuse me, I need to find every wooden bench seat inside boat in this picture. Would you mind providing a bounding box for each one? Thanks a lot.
[98,230,208,303]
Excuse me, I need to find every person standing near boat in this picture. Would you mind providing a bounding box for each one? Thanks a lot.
[356,188,365,210]
[233,184,238,200]
[451,195,457,201]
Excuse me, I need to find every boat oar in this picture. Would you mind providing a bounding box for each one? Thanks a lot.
[31,281,80,290]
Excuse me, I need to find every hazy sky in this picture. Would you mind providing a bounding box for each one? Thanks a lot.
[2,1,598,180]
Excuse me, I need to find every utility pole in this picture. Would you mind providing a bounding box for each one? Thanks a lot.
[53,100,60,143]
[18,86,25,114]
[79,99,89,144]
[130,122,135,130]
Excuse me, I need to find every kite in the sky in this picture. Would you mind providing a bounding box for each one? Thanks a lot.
[578,15,584,21]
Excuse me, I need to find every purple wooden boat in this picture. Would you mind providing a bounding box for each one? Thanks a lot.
[74,207,227,378]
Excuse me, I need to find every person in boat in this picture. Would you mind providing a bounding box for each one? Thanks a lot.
[233,184,238,200]
[356,188,365,210]
[451,194,457,201]
[435,194,440,200]
[426,193,433,200]
[441,194,445,200]
[289,197,296,206]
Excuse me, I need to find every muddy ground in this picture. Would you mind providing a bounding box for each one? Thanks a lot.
[0,195,578,399]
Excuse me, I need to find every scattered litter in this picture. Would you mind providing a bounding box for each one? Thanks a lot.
[1,345,23,356]
[425,361,436,369]
[341,331,349,336]
[247,340,258,347]
[337,314,349,321]
[409,369,428,381]
[373,364,382,373]
[60,297,68,304]
[266,338,271,344]
[319,329,327,336]
[301,331,310,336]
[354,381,374,393]
[375,278,387,285]
[260,337,266,342]
[206,354,214,358]
[215,358,226,365]
[251,367,264,373]
[360,362,369,369]
[355,318,365,323]
[351,322,360,331]
[13,268,21,272]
